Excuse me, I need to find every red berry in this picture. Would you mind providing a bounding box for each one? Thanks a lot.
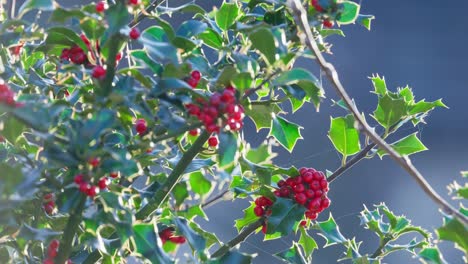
[299,167,307,175]
[302,172,313,183]
[305,189,315,198]
[49,239,60,249]
[321,197,331,208]
[313,171,324,181]
[206,124,220,134]
[189,129,200,136]
[294,176,303,185]
[221,89,235,103]
[310,180,320,191]
[314,190,323,197]
[98,177,108,190]
[110,172,119,178]
[323,20,334,28]
[308,198,321,211]
[261,224,267,234]
[92,65,106,79]
[320,179,328,189]
[279,186,290,197]
[208,136,218,147]
[44,204,55,215]
[43,193,54,200]
[311,0,324,12]
[47,246,58,258]
[300,220,307,227]
[254,206,264,216]
[135,118,147,135]
[129,28,140,40]
[295,193,307,205]
[187,77,198,88]
[264,197,273,206]
[305,211,318,220]
[210,93,221,106]
[88,157,100,167]
[79,182,89,193]
[74,174,84,184]
[129,0,139,5]
[66,260,73,264]
[277,180,286,187]
[87,186,99,197]
[294,183,305,193]
[286,178,296,187]
[160,228,174,240]
[191,71,201,81]
[96,1,106,12]
[169,236,186,244]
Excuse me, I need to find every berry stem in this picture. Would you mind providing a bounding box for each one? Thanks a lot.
[55,195,86,264]
[288,0,468,226]
[211,219,264,259]
[135,130,210,220]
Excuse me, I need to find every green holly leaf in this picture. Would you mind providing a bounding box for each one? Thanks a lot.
[245,103,282,132]
[218,132,238,168]
[133,223,174,264]
[371,75,387,96]
[298,227,317,259]
[274,242,308,264]
[377,133,427,157]
[245,143,277,164]
[235,203,259,232]
[273,68,323,108]
[409,99,447,115]
[0,116,25,144]
[436,216,468,254]
[173,182,189,206]
[357,14,375,30]
[328,114,361,158]
[318,214,347,246]
[174,218,206,253]
[189,171,212,197]
[17,224,62,242]
[199,28,224,50]
[215,2,241,31]
[18,0,55,18]
[176,20,207,38]
[373,94,407,129]
[267,198,306,236]
[418,247,447,264]
[338,1,360,25]
[249,27,277,65]
[269,115,303,152]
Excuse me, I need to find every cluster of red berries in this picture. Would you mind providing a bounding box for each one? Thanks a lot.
[274,167,331,221]
[0,82,21,107]
[186,70,202,88]
[73,158,113,197]
[60,44,88,65]
[159,227,186,245]
[253,196,273,233]
[185,85,245,147]
[43,193,56,215]
[135,118,147,136]
[310,0,334,28]
[42,240,72,264]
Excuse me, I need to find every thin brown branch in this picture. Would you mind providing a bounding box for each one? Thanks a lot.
[241,69,282,100]
[288,0,468,226]
[211,219,264,259]
[202,189,230,209]
[128,0,165,28]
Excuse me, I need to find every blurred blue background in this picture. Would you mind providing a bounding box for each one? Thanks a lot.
[23,0,468,262]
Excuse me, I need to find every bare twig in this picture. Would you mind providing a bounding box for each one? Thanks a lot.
[202,189,230,209]
[241,69,282,100]
[288,0,467,225]
[128,0,165,28]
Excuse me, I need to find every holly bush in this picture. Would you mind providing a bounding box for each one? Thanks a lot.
[0,0,467,263]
